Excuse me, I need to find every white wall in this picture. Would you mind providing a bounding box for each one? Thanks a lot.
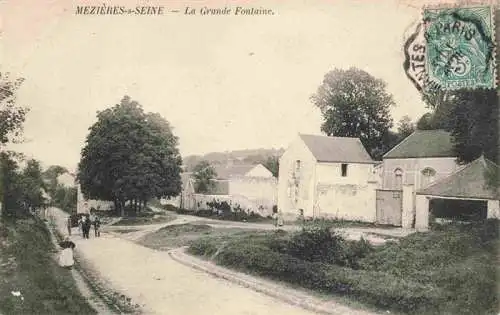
[278,136,316,218]
[229,177,277,208]
[382,157,459,190]
[76,184,113,214]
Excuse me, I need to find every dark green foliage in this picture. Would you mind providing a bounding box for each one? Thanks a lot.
[192,160,217,193]
[286,227,344,264]
[420,89,499,164]
[189,221,499,315]
[77,96,182,215]
[0,154,47,217]
[311,67,394,160]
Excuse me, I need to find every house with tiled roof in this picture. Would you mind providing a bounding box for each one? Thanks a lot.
[381,129,461,190]
[277,134,378,221]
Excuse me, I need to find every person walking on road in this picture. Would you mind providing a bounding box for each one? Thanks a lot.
[82,215,91,239]
[66,216,72,236]
[93,214,101,237]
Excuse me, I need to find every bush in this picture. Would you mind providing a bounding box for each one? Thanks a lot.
[286,227,344,264]
[196,240,442,313]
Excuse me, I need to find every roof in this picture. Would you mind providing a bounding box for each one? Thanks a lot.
[213,164,256,180]
[417,156,499,200]
[384,130,455,159]
[299,134,374,164]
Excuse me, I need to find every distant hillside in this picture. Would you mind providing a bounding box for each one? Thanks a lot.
[183,148,285,171]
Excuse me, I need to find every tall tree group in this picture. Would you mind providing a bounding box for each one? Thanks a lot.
[0,73,48,217]
[77,96,182,216]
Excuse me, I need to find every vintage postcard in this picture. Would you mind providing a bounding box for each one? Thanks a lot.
[0,0,498,314]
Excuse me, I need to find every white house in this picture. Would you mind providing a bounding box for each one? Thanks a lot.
[181,163,278,215]
[278,134,378,222]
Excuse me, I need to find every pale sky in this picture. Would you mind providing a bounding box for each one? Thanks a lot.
[1,0,436,170]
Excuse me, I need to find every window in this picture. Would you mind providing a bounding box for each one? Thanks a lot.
[394,168,403,189]
[341,164,348,177]
[421,167,436,188]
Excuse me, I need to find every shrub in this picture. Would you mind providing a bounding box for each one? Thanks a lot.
[286,227,345,265]
[194,240,442,313]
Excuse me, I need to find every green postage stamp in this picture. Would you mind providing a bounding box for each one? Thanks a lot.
[423,6,496,90]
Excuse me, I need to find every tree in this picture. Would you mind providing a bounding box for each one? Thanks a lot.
[262,156,279,177]
[77,96,183,216]
[416,112,435,130]
[397,115,415,139]
[192,160,217,193]
[0,73,28,145]
[311,67,394,160]
[42,165,68,198]
[420,89,498,164]
[19,159,47,213]
[0,151,23,216]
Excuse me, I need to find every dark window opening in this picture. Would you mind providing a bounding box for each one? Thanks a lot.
[341,164,348,177]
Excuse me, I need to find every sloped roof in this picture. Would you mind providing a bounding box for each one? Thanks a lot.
[299,134,374,164]
[384,130,455,159]
[214,164,256,180]
[417,156,499,200]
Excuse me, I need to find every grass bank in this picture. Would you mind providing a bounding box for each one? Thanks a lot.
[0,216,96,314]
[188,220,499,315]
[137,223,265,251]
[111,212,177,226]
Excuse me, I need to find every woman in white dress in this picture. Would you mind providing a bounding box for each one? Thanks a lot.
[58,237,76,269]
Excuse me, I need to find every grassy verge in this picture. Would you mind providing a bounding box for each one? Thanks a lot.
[111,212,176,226]
[0,216,96,315]
[137,223,265,251]
[188,220,499,315]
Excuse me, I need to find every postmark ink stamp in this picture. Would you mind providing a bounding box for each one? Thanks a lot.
[423,6,496,90]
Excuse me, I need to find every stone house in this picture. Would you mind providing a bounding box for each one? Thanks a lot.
[277,134,378,221]
[381,129,461,191]
[379,129,499,230]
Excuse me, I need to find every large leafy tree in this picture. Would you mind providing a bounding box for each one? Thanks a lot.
[311,67,394,160]
[397,115,415,140]
[192,160,217,193]
[419,89,498,164]
[77,96,182,216]
[0,73,28,145]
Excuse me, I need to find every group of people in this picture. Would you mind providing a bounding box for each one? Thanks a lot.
[60,210,101,269]
[65,210,101,239]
